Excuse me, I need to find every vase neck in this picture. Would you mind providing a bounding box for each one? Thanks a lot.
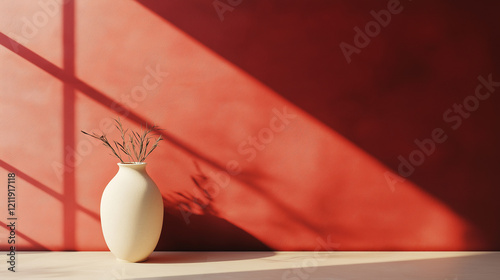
[117,162,147,172]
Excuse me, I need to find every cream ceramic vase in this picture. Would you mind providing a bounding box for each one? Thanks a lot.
[100,162,163,262]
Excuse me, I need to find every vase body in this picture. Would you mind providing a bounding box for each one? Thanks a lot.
[100,162,163,262]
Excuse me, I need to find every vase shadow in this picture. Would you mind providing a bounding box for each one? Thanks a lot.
[150,204,274,263]
[154,202,272,249]
[146,250,275,264]
[152,161,273,260]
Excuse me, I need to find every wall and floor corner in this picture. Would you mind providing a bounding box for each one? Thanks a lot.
[0,0,499,251]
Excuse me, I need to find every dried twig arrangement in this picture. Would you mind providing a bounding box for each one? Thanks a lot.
[81,118,163,163]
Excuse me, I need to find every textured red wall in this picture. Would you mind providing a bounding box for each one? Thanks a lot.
[0,0,499,251]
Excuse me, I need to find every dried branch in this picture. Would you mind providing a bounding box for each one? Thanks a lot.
[81,118,163,163]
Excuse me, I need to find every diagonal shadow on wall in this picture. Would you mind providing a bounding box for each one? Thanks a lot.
[135,0,500,248]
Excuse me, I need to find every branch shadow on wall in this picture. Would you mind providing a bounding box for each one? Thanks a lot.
[156,161,272,251]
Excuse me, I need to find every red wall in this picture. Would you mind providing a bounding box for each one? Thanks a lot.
[1,0,499,251]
